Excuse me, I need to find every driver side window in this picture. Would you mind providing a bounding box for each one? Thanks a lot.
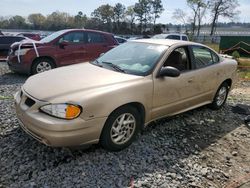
[59,32,85,44]
[163,47,190,72]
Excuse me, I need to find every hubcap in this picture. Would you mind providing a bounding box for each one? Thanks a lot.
[216,86,227,106]
[36,62,52,73]
[110,113,136,145]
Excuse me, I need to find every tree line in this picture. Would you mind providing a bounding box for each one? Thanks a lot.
[0,0,241,37]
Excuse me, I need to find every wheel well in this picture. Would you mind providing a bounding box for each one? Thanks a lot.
[223,79,232,88]
[112,102,146,128]
[31,56,56,73]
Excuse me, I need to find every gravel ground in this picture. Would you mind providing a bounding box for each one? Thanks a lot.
[0,62,250,188]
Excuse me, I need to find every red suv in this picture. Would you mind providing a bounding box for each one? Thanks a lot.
[8,29,118,74]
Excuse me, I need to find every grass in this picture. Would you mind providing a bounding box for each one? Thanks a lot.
[238,70,250,79]
[0,95,14,100]
[204,43,220,52]
[238,58,250,67]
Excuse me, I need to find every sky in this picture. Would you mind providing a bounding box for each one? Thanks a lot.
[0,0,250,24]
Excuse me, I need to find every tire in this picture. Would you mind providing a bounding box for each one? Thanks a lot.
[209,82,229,110]
[31,58,55,75]
[100,106,141,151]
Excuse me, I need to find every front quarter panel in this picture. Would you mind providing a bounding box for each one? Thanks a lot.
[49,76,153,123]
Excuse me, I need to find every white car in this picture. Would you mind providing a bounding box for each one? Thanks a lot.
[152,33,189,41]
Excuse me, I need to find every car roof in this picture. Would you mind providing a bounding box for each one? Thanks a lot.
[131,39,199,47]
[58,29,113,35]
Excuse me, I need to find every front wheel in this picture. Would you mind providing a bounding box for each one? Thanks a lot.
[31,58,55,75]
[210,82,229,110]
[100,106,141,151]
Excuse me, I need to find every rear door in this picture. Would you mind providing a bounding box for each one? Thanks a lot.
[189,45,221,99]
[83,32,112,61]
[55,31,87,65]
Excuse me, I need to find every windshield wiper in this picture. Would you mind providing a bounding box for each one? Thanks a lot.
[92,59,103,67]
[101,61,125,73]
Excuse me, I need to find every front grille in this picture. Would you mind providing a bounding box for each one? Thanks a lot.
[25,97,35,107]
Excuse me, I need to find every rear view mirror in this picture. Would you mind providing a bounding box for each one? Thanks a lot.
[99,53,105,57]
[157,66,180,78]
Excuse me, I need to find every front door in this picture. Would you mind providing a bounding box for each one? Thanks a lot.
[55,31,87,65]
[152,46,202,119]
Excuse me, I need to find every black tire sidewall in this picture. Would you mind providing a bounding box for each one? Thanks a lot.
[31,58,54,75]
[100,106,141,151]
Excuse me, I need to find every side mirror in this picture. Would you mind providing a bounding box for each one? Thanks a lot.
[157,66,180,78]
[99,53,105,57]
[59,40,69,48]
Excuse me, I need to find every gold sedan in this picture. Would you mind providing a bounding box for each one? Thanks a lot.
[15,39,237,151]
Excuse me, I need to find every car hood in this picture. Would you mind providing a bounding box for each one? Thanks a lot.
[11,39,45,50]
[23,63,143,101]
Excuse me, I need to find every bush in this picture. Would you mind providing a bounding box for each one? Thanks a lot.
[232,51,240,59]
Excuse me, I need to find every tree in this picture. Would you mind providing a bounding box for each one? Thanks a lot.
[196,3,207,36]
[113,3,126,32]
[209,0,240,36]
[126,5,136,33]
[45,11,74,30]
[91,4,114,32]
[28,13,46,29]
[187,0,206,36]
[172,9,188,33]
[151,0,164,26]
[74,11,87,28]
[134,0,152,33]
[8,15,27,29]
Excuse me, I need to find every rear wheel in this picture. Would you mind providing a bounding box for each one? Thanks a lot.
[31,58,55,75]
[210,82,229,110]
[100,106,141,151]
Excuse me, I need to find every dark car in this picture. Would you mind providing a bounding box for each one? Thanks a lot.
[0,30,3,36]
[17,33,41,41]
[8,29,118,74]
[0,36,25,61]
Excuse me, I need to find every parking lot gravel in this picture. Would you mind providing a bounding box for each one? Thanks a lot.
[0,62,250,188]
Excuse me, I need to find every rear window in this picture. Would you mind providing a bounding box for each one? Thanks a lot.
[166,35,180,40]
[192,46,219,68]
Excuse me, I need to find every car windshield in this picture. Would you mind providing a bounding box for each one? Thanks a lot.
[40,30,66,43]
[93,42,168,76]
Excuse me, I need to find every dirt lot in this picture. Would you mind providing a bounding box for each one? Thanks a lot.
[0,62,250,188]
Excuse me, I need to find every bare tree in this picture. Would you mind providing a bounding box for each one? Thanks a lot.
[172,9,188,33]
[196,4,207,36]
[209,0,240,36]
[187,0,206,36]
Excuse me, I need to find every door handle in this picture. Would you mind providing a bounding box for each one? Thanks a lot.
[188,78,194,83]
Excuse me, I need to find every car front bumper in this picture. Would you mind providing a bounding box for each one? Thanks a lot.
[7,55,31,74]
[15,89,107,147]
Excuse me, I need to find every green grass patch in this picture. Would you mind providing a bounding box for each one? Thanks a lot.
[204,43,220,52]
[238,70,250,79]
[0,95,14,100]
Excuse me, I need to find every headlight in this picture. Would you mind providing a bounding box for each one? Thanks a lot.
[40,104,82,120]
[15,48,30,56]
